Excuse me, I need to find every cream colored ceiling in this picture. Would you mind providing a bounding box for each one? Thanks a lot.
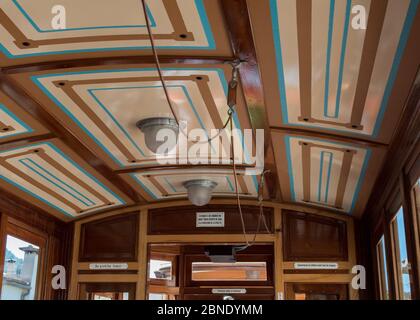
[0,0,418,220]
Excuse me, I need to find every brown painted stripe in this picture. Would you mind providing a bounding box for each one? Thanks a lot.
[334,149,356,208]
[297,0,312,121]
[68,76,193,86]
[0,121,15,133]
[147,175,169,196]
[300,141,311,202]
[162,0,194,40]
[237,175,249,194]
[350,0,388,127]
[0,9,29,45]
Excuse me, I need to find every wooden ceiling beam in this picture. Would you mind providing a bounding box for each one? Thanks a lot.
[1,55,235,74]
[271,127,389,149]
[220,0,281,201]
[114,164,254,175]
[0,73,144,204]
[0,133,55,148]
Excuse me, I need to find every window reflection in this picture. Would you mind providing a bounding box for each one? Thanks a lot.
[191,262,267,281]
[376,235,390,300]
[149,259,172,280]
[391,207,412,299]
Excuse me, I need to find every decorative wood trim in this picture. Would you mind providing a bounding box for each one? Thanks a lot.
[136,209,148,300]
[274,207,283,300]
[146,234,275,244]
[283,274,354,283]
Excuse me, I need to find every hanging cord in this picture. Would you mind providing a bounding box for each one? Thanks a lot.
[230,115,249,248]
[140,0,268,252]
[141,0,179,125]
[233,169,270,253]
[140,0,238,144]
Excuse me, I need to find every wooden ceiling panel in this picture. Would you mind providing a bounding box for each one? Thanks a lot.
[0,0,232,66]
[10,64,254,170]
[248,0,420,143]
[0,90,48,143]
[271,130,387,217]
[122,167,258,202]
[0,138,131,220]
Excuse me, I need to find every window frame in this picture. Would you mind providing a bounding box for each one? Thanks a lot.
[0,215,47,300]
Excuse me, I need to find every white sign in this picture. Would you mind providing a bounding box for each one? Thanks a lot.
[89,263,129,270]
[211,289,246,294]
[294,262,339,270]
[196,212,225,227]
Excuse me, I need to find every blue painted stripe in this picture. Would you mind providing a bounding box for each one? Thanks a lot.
[12,0,156,32]
[88,88,146,157]
[0,103,34,138]
[130,174,158,200]
[2,0,215,58]
[226,176,234,192]
[373,0,419,137]
[19,158,95,207]
[349,148,371,214]
[164,178,177,193]
[284,136,296,201]
[323,0,335,118]
[195,0,216,50]
[270,0,289,123]
[332,0,351,119]
[324,152,333,203]
[317,151,333,203]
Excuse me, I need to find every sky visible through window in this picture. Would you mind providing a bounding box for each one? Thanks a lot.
[5,235,39,260]
[395,207,411,298]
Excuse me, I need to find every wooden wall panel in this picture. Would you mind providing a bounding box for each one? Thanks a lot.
[283,210,348,261]
[79,213,138,262]
[0,189,72,300]
[148,205,273,235]
[285,283,349,300]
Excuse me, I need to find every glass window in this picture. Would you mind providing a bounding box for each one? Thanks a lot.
[413,179,420,234]
[148,293,169,300]
[391,207,412,299]
[149,259,172,280]
[376,235,390,300]
[191,261,267,281]
[90,292,129,300]
[1,235,40,300]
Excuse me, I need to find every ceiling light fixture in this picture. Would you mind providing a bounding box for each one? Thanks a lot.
[183,179,217,206]
[136,117,179,154]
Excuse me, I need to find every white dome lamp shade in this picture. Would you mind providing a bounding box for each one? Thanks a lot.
[136,117,179,154]
[183,179,218,206]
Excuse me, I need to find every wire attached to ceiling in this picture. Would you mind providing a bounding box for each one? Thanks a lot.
[140,0,236,144]
[140,0,268,252]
